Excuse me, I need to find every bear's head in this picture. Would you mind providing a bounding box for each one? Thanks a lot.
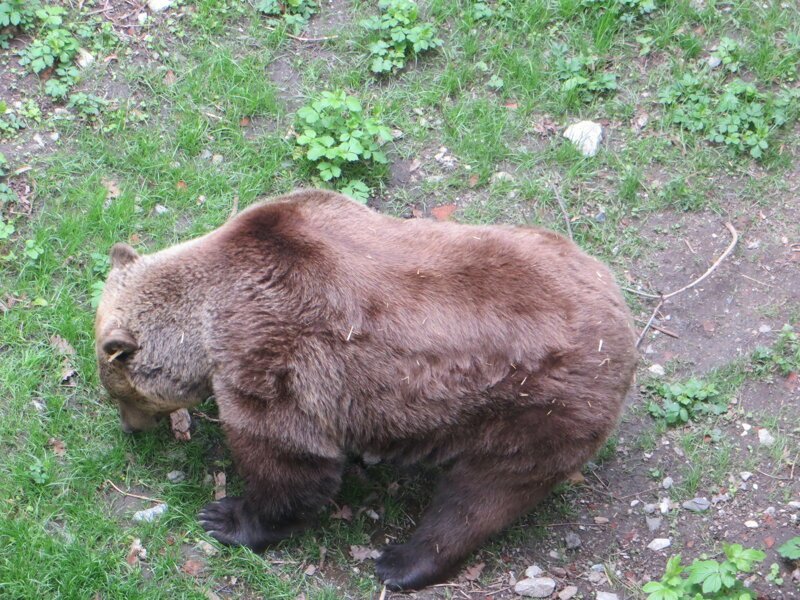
[95,243,212,433]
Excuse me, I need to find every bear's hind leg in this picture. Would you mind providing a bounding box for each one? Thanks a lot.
[199,425,344,552]
[375,459,559,591]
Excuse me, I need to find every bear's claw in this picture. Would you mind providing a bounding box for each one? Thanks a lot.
[376,543,451,591]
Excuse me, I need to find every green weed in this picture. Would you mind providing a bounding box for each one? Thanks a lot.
[646,378,727,426]
[752,324,800,377]
[256,0,318,34]
[361,0,442,74]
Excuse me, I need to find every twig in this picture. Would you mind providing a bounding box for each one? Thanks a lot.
[740,273,772,288]
[228,195,239,220]
[622,286,662,299]
[104,480,163,503]
[263,26,338,42]
[192,410,221,423]
[662,222,739,299]
[551,184,573,240]
[633,317,679,339]
[616,486,662,500]
[636,298,664,349]
[378,586,387,600]
[755,469,793,481]
[636,222,738,347]
[533,521,605,529]
[684,238,696,254]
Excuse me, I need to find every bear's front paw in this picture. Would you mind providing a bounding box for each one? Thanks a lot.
[199,496,287,553]
[375,543,451,591]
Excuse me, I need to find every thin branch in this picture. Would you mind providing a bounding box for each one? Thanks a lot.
[636,298,664,349]
[622,286,662,299]
[551,185,574,240]
[264,26,338,42]
[104,480,163,503]
[633,317,679,339]
[662,222,738,299]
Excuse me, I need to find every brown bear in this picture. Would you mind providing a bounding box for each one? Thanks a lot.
[95,189,637,591]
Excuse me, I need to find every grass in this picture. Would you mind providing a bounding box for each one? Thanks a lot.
[1,0,800,597]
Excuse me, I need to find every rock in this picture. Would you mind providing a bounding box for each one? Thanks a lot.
[588,571,605,584]
[563,121,603,157]
[711,493,730,505]
[647,538,671,551]
[154,204,169,215]
[646,516,662,532]
[682,497,711,512]
[565,532,582,550]
[77,48,94,69]
[548,550,561,560]
[764,506,776,517]
[559,586,578,600]
[744,520,758,528]
[490,171,515,183]
[49,132,59,142]
[594,211,606,223]
[758,324,772,333]
[590,564,605,572]
[550,567,567,577]
[788,501,800,509]
[147,0,173,11]
[758,429,775,446]
[132,503,168,522]
[643,503,657,514]
[137,12,148,24]
[525,565,543,578]
[706,55,722,69]
[659,497,671,514]
[740,471,753,481]
[211,154,224,164]
[596,593,619,600]
[200,149,212,160]
[196,540,218,556]
[514,577,556,597]
[594,516,609,524]
[648,364,665,377]
[662,477,673,490]
[166,470,185,483]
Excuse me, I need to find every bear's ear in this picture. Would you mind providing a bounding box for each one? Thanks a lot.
[109,243,139,269]
[102,328,138,363]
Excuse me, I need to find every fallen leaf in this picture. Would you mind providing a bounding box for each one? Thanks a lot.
[129,233,141,245]
[102,177,122,199]
[49,335,76,356]
[239,116,251,127]
[181,558,206,576]
[594,516,609,524]
[532,116,558,137]
[176,180,188,191]
[170,408,191,441]
[48,438,66,456]
[503,101,518,110]
[632,112,649,133]
[213,471,226,500]
[126,538,147,565]
[304,564,316,576]
[567,471,586,485]
[431,204,456,221]
[468,174,479,188]
[349,545,380,562]
[463,562,485,581]
[764,536,775,548]
[410,207,424,219]
[103,54,118,63]
[785,372,798,391]
[331,505,353,521]
[60,359,78,385]
[163,70,177,86]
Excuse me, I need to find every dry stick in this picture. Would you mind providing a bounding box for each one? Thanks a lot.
[636,222,739,347]
[263,26,338,42]
[633,317,679,339]
[622,286,662,299]
[229,195,239,220]
[755,469,793,481]
[105,480,163,504]
[551,184,573,240]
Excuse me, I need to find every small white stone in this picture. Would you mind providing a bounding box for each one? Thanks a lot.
[491,171,515,183]
[648,364,666,377]
[563,120,603,157]
[659,497,671,514]
[147,0,172,11]
[706,55,722,69]
[514,577,556,598]
[596,593,620,600]
[211,154,224,164]
[758,324,771,333]
[166,470,185,483]
[758,429,775,446]
[137,12,148,24]
[49,132,59,142]
[154,204,169,215]
[77,48,94,69]
[740,471,753,481]
[647,538,671,551]
[525,565,543,578]
[744,520,759,528]
[788,501,800,509]
[662,476,673,489]
[132,503,168,522]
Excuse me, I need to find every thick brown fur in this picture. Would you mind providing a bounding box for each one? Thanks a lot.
[95,189,638,590]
